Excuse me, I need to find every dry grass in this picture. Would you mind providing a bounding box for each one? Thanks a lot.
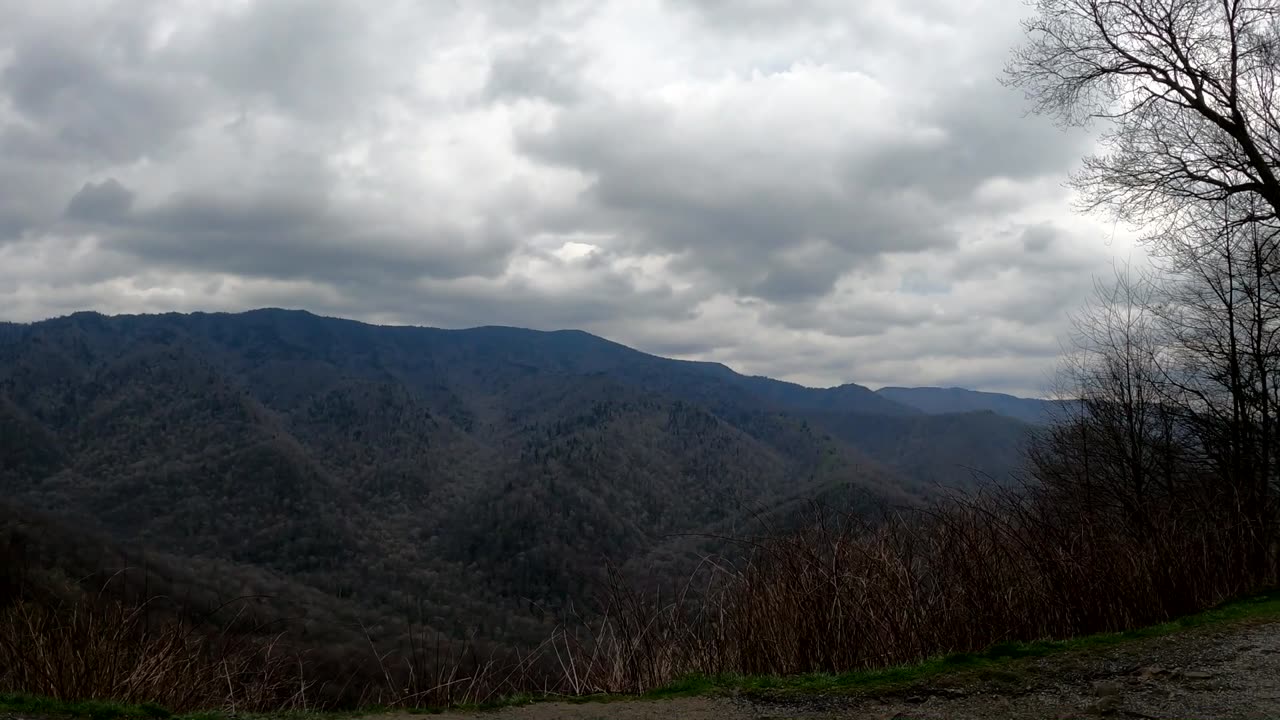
[0,594,308,712]
[536,480,1278,694]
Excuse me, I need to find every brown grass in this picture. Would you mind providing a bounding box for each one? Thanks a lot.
[539,478,1278,693]
[0,594,307,712]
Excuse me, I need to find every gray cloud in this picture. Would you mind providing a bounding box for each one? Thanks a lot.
[66,179,135,221]
[953,222,1102,281]
[485,37,585,104]
[519,90,957,302]
[0,0,1135,396]
[2,38,193,164]
[183,1,391,117]
[105,191,522,286]
[1022,224,1057,253]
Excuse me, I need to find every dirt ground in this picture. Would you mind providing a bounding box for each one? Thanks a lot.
[405,618,1280,720]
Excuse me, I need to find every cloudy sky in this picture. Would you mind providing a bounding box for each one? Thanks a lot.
[0,0,1143,396]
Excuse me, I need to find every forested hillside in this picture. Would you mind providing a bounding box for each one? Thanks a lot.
[875,386,1062,424]
[0,309,1037,649]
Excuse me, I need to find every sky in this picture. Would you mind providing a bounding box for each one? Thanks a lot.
[0,0,1144,396]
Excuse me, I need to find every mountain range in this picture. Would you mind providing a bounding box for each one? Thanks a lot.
[875,385,1062,423]
[0,309,1048,650]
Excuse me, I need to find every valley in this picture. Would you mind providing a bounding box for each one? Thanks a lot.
[0,309,1045,654]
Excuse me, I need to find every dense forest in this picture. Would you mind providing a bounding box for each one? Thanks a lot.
[0,309,1043,661]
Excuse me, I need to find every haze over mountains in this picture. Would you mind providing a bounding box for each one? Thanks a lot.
[0,309,1047,649]
[875,386,1062,424]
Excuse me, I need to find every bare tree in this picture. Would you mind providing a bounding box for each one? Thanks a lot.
[1032,266,1187,538]
[1148,197,1280,576]
[1008,0,1280,232]
[1026,208,1280,588]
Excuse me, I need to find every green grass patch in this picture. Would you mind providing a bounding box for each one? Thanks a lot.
[0,694,174,720]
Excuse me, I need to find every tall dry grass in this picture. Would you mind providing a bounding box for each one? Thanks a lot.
[705,497,1266,676]
[0,594,308,712]
[538,478,1278,692]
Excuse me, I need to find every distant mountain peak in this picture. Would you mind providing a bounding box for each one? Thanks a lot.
[875,386,1057,424]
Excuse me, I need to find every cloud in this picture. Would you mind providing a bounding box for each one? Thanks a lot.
[0,0,1139,396]
[1022,224,1057,253]
[485,36,585,104]
[1,37,194,165]
[66,179,135,221]
[518,65,959,301]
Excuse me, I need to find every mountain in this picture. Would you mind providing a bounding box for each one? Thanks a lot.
[0,309,1036,650]
[807,410,1036,489]
[875,386,1061,424]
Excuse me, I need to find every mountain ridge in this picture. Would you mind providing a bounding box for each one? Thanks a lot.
[876,385,1060,424]
[0,308,1040,651]
[11,308,1047,413]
